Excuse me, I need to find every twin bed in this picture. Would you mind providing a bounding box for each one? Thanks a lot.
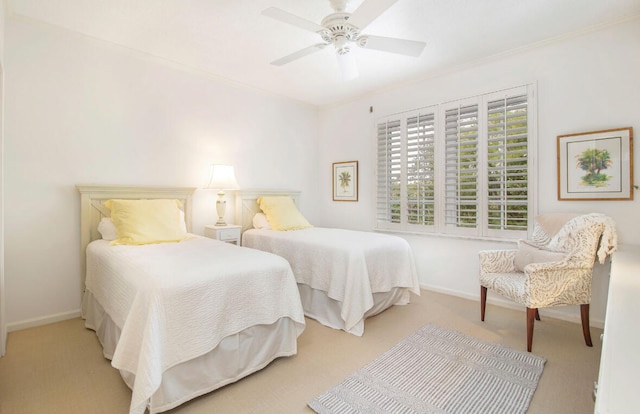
[77,185,419,414]
[78,186,305,414]
[236,190,420,336]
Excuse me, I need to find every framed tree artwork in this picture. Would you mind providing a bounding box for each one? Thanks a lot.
[333,161,358,202]
[557,127,633,200]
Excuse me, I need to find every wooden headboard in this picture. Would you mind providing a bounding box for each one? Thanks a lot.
[235,189,301,234]
[76,185,197,292]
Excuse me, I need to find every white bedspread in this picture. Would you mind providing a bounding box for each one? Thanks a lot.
[242,228,420,333]
[84,236,305,414]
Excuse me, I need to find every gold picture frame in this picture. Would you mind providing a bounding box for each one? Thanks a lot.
[333,161,358,202]
[557,127,633,200]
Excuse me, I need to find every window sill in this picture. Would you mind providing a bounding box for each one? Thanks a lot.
[374,228,519,244]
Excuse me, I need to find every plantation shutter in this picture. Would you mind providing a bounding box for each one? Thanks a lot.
[444,103,479,233]
[486,94,529,232]
[376,119,402,224]
[374,84,534,239]
[406,111,436,226]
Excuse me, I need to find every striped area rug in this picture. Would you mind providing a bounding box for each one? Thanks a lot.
[308,324,545,414]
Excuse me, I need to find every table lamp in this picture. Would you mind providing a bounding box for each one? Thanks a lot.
[206,165,239,226]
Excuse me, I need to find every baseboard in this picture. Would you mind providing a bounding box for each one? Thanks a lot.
[6,285,605,333]
[420,283,605,329]
[7,309,81,332]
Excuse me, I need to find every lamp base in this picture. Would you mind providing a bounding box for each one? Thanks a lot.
[216,193,227,226]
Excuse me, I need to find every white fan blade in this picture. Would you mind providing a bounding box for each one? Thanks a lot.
[359,35,425,57]
[262,7,326,33]
[348,0,400,31]
[270,43,328,66]
[336,52,359,81]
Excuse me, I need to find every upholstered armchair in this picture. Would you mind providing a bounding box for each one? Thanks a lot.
[479,213,617,352]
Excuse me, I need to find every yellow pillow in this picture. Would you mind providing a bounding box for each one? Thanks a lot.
[257,196,312,231]
[105,199,188,245]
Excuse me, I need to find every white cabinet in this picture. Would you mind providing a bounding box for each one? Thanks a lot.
[204,224,241,245]
[594,244,640,413]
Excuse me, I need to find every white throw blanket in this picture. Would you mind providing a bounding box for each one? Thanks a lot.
[548,213,618,264]
[84,236,305,414]
[243,228,420,333]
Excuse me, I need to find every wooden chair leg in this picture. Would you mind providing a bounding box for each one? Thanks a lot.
[535,309,541,321]
[526,307,536,352]
[581,304,593,347]
[480,286,487,321]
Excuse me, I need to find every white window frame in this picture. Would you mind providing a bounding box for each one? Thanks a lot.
[375,84,537,241]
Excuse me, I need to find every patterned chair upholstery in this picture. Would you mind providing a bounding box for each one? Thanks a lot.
[479,213,617,352]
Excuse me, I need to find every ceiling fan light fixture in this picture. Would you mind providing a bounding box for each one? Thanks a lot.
[334,35,351,55]
[319,30,333,43]
[337,49,359,80]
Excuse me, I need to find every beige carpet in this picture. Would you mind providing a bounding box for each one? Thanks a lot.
[0,290,602,414]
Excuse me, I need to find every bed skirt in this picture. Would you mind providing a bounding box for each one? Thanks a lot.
[82,290,299,413]
[298,284,410,336]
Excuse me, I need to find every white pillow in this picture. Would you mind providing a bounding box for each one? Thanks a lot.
[514,240,566,272]
[178,210,187,232]
[253,213,272,230]
[97,210,188,241]
[97,217,118,241]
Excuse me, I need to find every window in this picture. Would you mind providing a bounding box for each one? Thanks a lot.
[406,111,435,226]
[376,119,402,224]
[376,85,535,239]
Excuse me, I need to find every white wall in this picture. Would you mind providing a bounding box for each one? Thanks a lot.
[3,17,321,329]
[317,19,640,327]
[0,0,7,356]
[4,15,639,332]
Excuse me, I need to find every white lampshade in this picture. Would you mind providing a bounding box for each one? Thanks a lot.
[206,165,239,190]
[206,165,239,226]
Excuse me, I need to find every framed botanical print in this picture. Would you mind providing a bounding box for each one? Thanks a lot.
[333,161,358,202]
[557,127,633,200]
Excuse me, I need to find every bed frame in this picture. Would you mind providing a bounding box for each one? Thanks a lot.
[76,185,196,293]
[235,189,301,234]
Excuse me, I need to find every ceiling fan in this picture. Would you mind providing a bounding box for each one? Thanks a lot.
[262,0,426,80]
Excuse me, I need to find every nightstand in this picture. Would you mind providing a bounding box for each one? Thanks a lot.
[204,224,241,246]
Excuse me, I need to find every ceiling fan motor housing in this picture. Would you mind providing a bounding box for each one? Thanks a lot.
[329,0,351,12]
[320,13,360,54]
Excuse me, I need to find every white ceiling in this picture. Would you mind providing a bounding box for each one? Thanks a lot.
[7,0,640,107]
